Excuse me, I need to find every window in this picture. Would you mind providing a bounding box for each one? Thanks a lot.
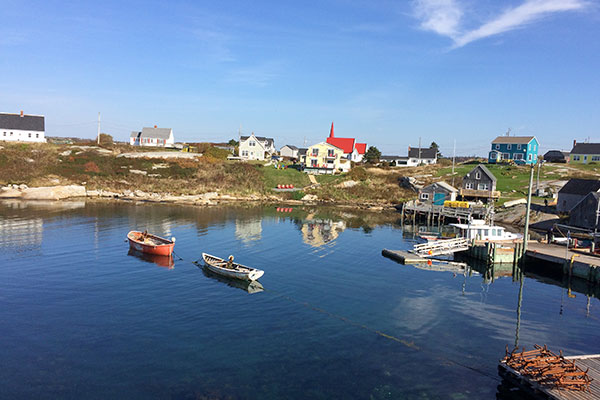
[312,148,319,156]
[327,149,335,157]
[420,193,430,200]
[495,144,500,150]
[475,172,481,179]
[311,159,318,167]
[592,156,600,161]
[465,182,474,189]
[10,132,13,136]
[503,153,510,159]
[514,153,524,160]
[533,145,536,151]
[478,183,489,191]
[517,144,521,150]
[28,133,31,138]
[507,144,512,150]
[584,156,588,161]
[528,154,532,161]
[2,132,5,136]
[249,141,255,147]
[490,152,497,159]
[573,155,580,161]
[36,134,39,138]
[241,150,248,157]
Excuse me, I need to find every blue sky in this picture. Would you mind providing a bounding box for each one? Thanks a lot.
[1,0,598,156]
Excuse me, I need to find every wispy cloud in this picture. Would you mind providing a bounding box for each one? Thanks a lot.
[225,61,283,87]
[413,0,588,48]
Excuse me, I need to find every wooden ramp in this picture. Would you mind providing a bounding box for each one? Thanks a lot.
[500,354,600,400]
[412,238,469,257]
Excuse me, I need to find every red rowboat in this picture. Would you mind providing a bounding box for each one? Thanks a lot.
[127,231,175,256]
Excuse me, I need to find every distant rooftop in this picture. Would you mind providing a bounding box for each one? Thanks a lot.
[0,112,45,132]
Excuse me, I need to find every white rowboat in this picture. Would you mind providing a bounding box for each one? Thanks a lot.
[201,253,265,281]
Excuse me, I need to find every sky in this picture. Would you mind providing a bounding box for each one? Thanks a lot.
[1,0,599,156]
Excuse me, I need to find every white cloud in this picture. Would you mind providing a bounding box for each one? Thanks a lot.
[413,0,588,48]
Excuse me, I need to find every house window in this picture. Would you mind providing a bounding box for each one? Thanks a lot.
[327,149,335,157]
[533,145,536,151]
[249,141,255,147]
[420,193,430,200]
[36,133,39,138]
[592,156,600,161]
[507,144,512,150]
[465,182,474,189]
[3,132,5,136]
[490,152,497,159]
[478,183,489,191]
[517,144,521,150]
[514,153,524,160]
[495,144,500,150]
[584,156,588,161]
[573,155,580,161]
[241,150,248,157]
[28,133,31,138]
[10,132,13,136]
[528,154,532,161]
[312,148,319,156]
[311,159,318,167]
[503,153,510,160]
[475,172,481,179]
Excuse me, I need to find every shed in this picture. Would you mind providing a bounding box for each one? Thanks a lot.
[569,192,600,230]
[418,181,458,205]
[557,178,600,213]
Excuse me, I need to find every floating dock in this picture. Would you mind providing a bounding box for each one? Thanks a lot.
[499,354,600,399]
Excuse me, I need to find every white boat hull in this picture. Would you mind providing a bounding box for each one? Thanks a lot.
[202,253,264,281]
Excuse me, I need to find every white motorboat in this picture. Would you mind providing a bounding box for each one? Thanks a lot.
[450,219,522,242]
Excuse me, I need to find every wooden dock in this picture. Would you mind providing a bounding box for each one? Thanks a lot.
[526,242,600,284]
[382,249,430,264]
[500,354,600,400]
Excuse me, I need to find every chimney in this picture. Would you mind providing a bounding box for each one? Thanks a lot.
[20,110,23,118]
[573,139,577,148]
[154,125,157,128]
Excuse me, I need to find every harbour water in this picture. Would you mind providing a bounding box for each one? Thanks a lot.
[1,200,599,399]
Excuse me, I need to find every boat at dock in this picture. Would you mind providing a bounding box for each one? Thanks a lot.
[201,253,265,281]
[450,219,522,242]
[127,231,175,256]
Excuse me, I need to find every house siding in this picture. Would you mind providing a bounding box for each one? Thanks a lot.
[488,137,539,164]
[569,194,600,229]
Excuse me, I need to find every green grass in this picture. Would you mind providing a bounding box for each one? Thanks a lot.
[261,165,311,190]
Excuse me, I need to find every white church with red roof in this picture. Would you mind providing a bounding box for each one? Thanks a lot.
[325,122,367,162]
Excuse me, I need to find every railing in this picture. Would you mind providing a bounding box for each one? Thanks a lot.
[412,237,470,257]
[460,189,501,198]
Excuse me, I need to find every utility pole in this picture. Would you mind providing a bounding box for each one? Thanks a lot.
[523,163,535,253]
[536,159,541,195]
[418,137,422,166]
[452,139,456,187]
[97,112,101,145]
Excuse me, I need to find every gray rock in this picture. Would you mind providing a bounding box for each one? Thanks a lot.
[0,187,22,198]
[21,185,87,200]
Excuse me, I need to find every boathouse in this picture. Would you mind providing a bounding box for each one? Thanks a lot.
[460,164,499,202]
[418,182,458,205]
[568,192,600,230]
[557,178,600,213]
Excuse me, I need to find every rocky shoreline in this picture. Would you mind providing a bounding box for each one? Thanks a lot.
[0,184,393,211]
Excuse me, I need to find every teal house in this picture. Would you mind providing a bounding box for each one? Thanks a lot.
[488,135,539,164]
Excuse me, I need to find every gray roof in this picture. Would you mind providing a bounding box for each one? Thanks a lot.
[298,148,308,156]
[408,147,437,159]
[282,144,298,150]
[559,178,600,195]
[241,135,274,147]
[130,131,141,138]
[492,136,536,145]
[0,113,45,131]
[571,143,600,155]
[423,181,458,192]
[381,155,408,161]
[466,164,497,182]
[141,127,172,139]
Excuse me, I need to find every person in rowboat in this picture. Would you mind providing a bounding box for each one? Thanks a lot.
[220,255,234,269]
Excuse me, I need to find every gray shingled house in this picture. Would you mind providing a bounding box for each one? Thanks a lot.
[569,192,600,230]
[557,178,600,213]
[418,181,458,205]
[460,164,499,202]
[130,126,174,147]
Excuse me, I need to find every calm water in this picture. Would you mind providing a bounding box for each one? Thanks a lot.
[1,200,599,399]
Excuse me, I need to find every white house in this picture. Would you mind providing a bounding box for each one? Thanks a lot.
[280,145,299,159]
[407,146,437,166]
[239,133,276,160]
[130,126,175,147]
[0,111,46,143]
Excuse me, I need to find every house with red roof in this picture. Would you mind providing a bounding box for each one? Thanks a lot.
[325,122,367,162]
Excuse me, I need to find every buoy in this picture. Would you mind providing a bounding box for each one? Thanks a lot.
[428,250,433,255]
[277,207,280,212]
[427,260,432,266]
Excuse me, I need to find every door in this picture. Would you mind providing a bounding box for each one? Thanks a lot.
[433,192,445,205]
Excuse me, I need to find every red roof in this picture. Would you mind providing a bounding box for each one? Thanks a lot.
[355,143,367,154]
[326,137,355,154]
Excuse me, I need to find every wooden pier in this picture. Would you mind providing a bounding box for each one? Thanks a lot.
[526,242,600,284]
[500,354,600,400]
[400,200,491,225]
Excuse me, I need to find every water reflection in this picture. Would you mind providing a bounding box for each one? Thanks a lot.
[301,215,346,248]
[127,248,175,269]
[235,218,262,243]
[0,199,86,211]
[0,217,43,249]
[200,265,265,294]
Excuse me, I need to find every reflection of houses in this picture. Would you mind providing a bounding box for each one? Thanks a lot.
[557,178,600,213]
[0,218,43,248]
[418,182,457,205]
[301,219,346,247]
[235,218,262,243]
[460,164,500,202]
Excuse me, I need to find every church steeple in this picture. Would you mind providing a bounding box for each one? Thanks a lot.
[329,122,334,138]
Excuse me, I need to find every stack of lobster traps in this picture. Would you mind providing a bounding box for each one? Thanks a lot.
[501,344,593,392]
